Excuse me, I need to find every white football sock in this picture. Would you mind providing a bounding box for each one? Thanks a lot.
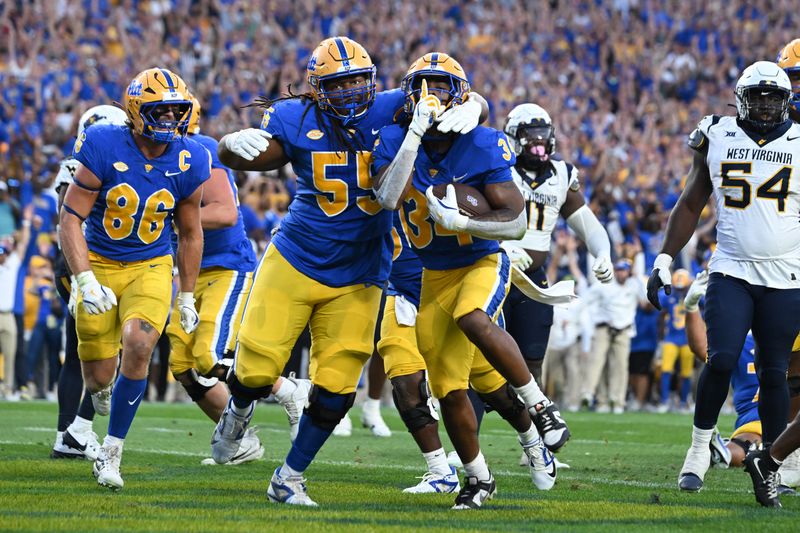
[690,426,713,451]
[512,375,548,409]
[103,435,124,448]
[279,462,303,479]
[363,398,381,415]
[518,425,541,448]
[230,399,253,417]
[71,415,93,433]
[422,448,451,476]
[463,451,491,482]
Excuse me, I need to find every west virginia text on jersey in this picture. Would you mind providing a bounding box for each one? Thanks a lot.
[691,114,800,287]
[73,124,210,261]
[372,125,516,270]
[260,90,405,287]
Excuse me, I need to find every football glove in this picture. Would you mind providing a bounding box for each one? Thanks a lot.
[592,256,613,284]
[437,97,481,134]
[684,270,709,313]
[500,242,533,271]
[646,253,673,310]
[76,271,117,315]
[223,128,272,161]
[177,292,200,334]
[409,80,441,138]
[425,184,468,232]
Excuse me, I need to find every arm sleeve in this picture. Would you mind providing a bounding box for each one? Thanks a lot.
[566,205,611,259]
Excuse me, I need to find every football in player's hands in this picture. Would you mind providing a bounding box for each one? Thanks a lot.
[430,183,491,217]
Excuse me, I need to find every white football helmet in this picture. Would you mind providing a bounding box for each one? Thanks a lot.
[77,105,128,138]
[504,103,556,170]
[735,61,792,132]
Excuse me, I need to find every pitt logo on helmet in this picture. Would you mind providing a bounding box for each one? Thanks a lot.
[123,68,193,143]
[306,36,377,124]
[401,52,470,116]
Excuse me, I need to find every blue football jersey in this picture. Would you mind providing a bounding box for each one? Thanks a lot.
[372,124,516,270]
[73,125,210,261]
[387,211,423,306]
[659,292,688,346]
[190,133,256,272]
[731,334,759,429]
[260,90,405,287]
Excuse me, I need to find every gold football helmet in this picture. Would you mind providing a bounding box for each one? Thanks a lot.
[123,68,193,143]
[672,269,691,290]
[401,52,470,115]
[778,38,800,110]
[187,93,201,135]
[306,36,376,124]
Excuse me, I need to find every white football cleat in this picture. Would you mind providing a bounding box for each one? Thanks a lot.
[276,373,312,442]
[51,432,85,459]
[201,427,264,465]
[523,439,557,490]
[361,407,392,437]
[93,441,124,491]
[267,468,318,506]
[709,429,732,469]
[403,467,461,494]
[60,426,101,461]
[778,449,800,488]
[446,450,463,469]
[332,412,352,437]
[210,400,254,464]
[91,385,112,416]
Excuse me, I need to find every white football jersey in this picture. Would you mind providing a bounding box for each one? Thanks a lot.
[506,160,580,252]
[695,114,800,288]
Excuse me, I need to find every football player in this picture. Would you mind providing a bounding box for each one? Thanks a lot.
[500,102,612,443]
[682,271,759,469]
[656,269,694,413]
[51,105,127,461]
[210,37,488,506]
[59,68,209,490]
[373,53,562,509]
[165,94,278,465]
[777,39,800,123]
[646,61,800,500]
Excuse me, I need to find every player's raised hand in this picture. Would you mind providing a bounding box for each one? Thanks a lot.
[75,271,117,314]
[177,292,200,334]
[683,270,709,313]
[425,184,468,232]
[592,256,613,283]
[646,253,673,310]
[437,97,481,134]
[410,80,441,138]
[222,128,272,161]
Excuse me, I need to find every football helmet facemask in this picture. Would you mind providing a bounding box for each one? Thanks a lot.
[307,36,377,125]
[123,68,193,143]
[735,61,792,133]
[504,103,556,171]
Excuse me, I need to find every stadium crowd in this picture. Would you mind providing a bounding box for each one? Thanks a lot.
[0,0,797,411]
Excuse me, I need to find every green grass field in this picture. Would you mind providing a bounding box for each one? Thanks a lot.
[0,401,797,532]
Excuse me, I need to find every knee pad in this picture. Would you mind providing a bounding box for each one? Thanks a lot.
[391,377,439,433]
[226,371,273,403]
[304,385,355,431]
[478,383,525,423]
[174,370,217,402]
[788,376,800,398]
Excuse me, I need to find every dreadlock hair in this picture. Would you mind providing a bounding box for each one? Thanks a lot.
[246,85,370,154]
